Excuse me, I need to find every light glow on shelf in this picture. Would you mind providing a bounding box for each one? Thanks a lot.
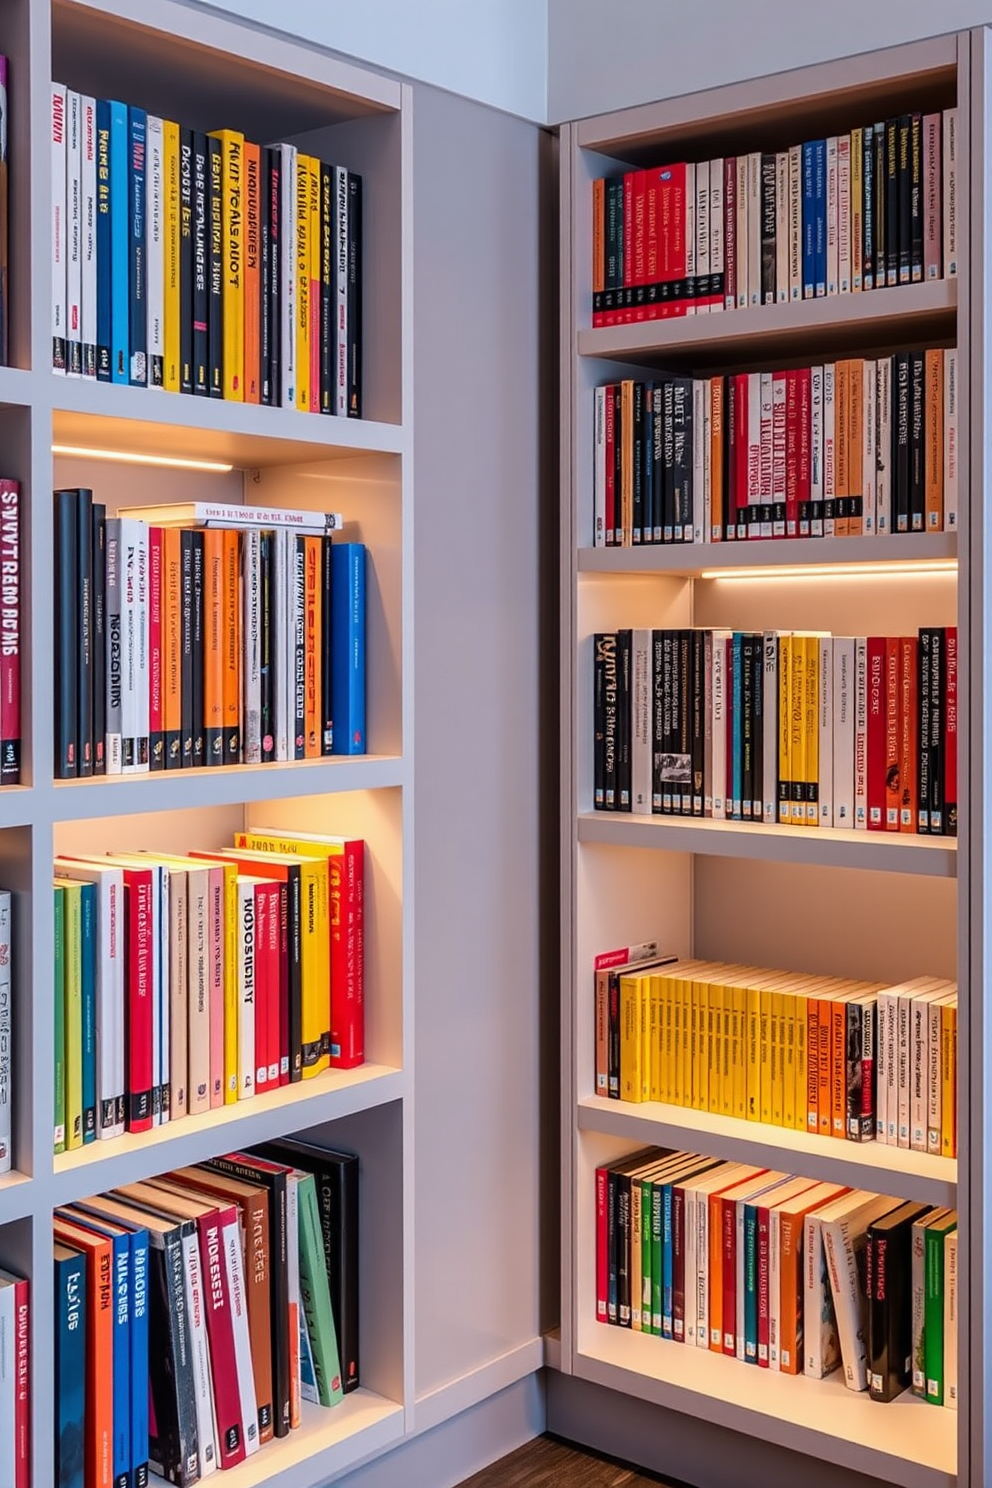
[700,559,958,582]
[52,444,235,474]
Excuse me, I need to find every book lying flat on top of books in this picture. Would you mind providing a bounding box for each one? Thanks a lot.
[118,502,344,533]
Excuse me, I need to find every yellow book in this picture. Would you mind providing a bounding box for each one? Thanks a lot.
[687,976,700,1110]
[56,878,84,1150]
[941,998,957,1157]
[620,972,643,1102]
[707,979,722,1115]
[851,129,863,290]
[671,973,685,1106]
[300,859,330,1078]
[295,153,313,413]
[789,637,806,825]
[163,119,181,392]
[793,980,810,1130]
[778,633,792,824]
[746,980,761,1119]
[661,971,675,1105]
[648,973,664,1103]
[730,981,747,1120]
[804,635,819,825]
[781,986,796,1129]
[770,987,788,1127]
[758,981,773,1123]
[209,128,245,400]
[720,977,734,1117]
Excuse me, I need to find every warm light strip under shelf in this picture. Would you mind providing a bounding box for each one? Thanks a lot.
[52,444,235,474]
[700,559,958,582]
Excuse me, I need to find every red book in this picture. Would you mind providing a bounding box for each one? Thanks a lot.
[724,373,737,539]
[772,371,788,538]
[656,162,688,318]
[866,637,887,830]
[276,881,290,1086]
[327,836,364,1070]
[199,1203,250,1467]
[622,171,635,323]
[632,169,647,322]
[885,637,901,830]
[595,1166,609,1321]
[945,626,957,835]
[671,1183,688,1341]
[723,158,736,310]
[1,1270,29,1488]
[643,171,659,322]
[899,636,919,833]
[721,1197,737,1356]
[756,1203,773,1366]
[148,526,164,771]
[122,866,154,1130]
[796,368,812,537]
[263,880,282,1092]
[783,370,799,539]
[253,881,273,1095]
[604,384,616,546]
[0,480,20,785]
[734,373,749,539]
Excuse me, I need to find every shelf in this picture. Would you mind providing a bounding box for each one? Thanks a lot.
[212,1391,405,1488]
[574,1327,956,1488]
[576,280,957,368]
[0,1170,32,1225]
[577,813,958,877]
[578,532,958,577]
[51,1065,406,1206]
[51,756,405,820]
[51,380,407,468]
[577,1096,957,1208]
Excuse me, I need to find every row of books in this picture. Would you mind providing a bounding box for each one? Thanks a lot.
[0,1261,28,1487]
[51,86,363,414]
[591,109,958,326]
[593,627,958,837]
[596,1146,958,1405]
[54,493,366,780]
[54,1139,359,1487]
[595,950,957,1157]
[592,350,958,547]
[52,828,364,1153]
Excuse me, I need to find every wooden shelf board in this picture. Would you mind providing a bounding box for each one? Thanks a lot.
[577,813,958,878]
[577,1096,957,1207]
[574,1330,956,1488]
[51,1066,406,1205]
[576,281,957,367]
[578,532,958,576]
[213,1391,405,1488]
[51,756,405,821]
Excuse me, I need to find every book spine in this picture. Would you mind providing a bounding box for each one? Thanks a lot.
[127,107,147,386]
[244,141,261,404]
[125,872,154,1131]
[0,482,19,785]
[0,891,9,1172]
[191,132,208,393]
[217,130,245,400]
[145,115,164,388]
[207,135,223,396]
[944,348,958,531]
[52,85,67,372]
[944,107,957,277]
[910,113,923,281]
[55,1249,87,1487]
[96,101,112,378]
[148,528,164,770]
[163,119,181,392]
[81,95,97,378]
[54,491,78,777]
[109,101,129,383]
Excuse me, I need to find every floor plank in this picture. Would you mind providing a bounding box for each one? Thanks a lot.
[455,1435,676,1488]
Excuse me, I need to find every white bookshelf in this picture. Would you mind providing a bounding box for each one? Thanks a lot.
[0,1,416,1484]
[558,29,984,1488]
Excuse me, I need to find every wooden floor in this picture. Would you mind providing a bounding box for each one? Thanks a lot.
[456,1435,677,1488]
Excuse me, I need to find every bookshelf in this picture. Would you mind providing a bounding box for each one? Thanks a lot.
[558,30,981,1488]
[0,0,414,1484]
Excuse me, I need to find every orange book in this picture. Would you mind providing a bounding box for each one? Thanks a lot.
[243,141,262,404]
[54,1214,114,1488]
[834,360,850,537]
[925,347,943,529]
[592,177,605,299]
[847,358,863,536]
[203,528,225,765]
[162,527,183,769]
[710,377,724,541]
[304,535,321,758]
[885,637,901,830]
[899,635,919,832]
[222,529,241,765]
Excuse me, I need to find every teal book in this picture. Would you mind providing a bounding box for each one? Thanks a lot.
[295,1170,343,1407]
[54,884,66,1154]
[55,1242,87,1488]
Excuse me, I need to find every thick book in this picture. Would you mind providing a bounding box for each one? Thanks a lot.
[820,1189,900,1391]
[54,1243,87,1488]
[867,1200,931,1402]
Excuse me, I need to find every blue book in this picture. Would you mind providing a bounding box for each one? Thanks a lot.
[661,1175,676,1336]
[95,101,112,380]
[109,101,129,384]
[79,880,97,1143]
[331,542,366,755]
[743,1200,760,1362]
[731,633,743,820]
[801,142,815,299]
[813,139,827,298]
[127,106,147,385]
[54,1243,87,1488]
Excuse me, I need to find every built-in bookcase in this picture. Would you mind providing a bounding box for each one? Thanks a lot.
[559,30,992,1488]
[0,1,414,1484]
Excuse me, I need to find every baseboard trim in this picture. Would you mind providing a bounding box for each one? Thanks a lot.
[414,1336,546,1434]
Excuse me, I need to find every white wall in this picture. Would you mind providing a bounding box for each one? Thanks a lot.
[547,1,990,123]
[192,0,548,121]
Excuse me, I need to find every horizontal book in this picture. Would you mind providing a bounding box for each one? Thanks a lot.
[119,502,345,533]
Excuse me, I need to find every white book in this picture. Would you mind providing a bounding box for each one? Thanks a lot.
[118,501,343,533]
[66,89,82,376]
[242,530,262,765]
[821,1190,899,1391]
[854,636,867,828]
[236,878,256,1099]
[775,151,789,303]
[119,519,150,774]
[735,155,748,308]
[688,1163,744,1347]
[694,159,710,315]
[271,527,290,762]
[876,358,892,534]
[822,363,836,537]
[928,989,954,1154]
[802,1210,838,1376]
[692,379,706,543]
[701,381,712,544]
[711,631,730,819]
[818,638,833,827]
[832,636,855,826]
[762,632,778,824]
[944,347,958,531]
[910,990,931,1152]
[809,364,824,537]
[876,989,893,1142]
[684,161,696,316]
[896,989,911,1148]
[174,1211,219,1475]
[825,136,838,295]
[52,84,68,372]
[81,95,97,378]
[758,372,774,539]
[0,892,8,1172]
[104,520,123,775]
[945,1229,959,1409]
[943,107,958,278]
[747,152,761,307]
[771,372,786,538]
[788,145,802,300]
[593,385,606,546]
[862,359,876,535]
[277,142,297,408]
[146,115,165,388]
[709,157,724,314]
[837,134,851,293]
[335,164,349,414]
[153,853,211,1116]
[221,1205,260,1454]
[0,1276,15,1479]
[53,860,125,1139]
[631,628,652,815]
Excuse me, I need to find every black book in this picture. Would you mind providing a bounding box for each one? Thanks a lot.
[909,113,923,282]
[660,629,675,813]
[207,134,223,398]
[320,163,333,415]
[150,1215,200,1486]
[594,633,607,810]
[617,628,632,812]
[190,532,205,767]
[258,150,272,406]
[867,1202,931,1402]
[691,629,704,816]
[873,122,886,290]
[862,125,875,289]
[897,114,912,285]
[641,383,654,544]
[651,384,664,543]
[260,531,275,761]
[631,380,644,544]
[54,489,79,778]
[909,350,925,532]
[662,380,675,542]
[92,502,106,776]
[179,531,194,767]
[292,534,306,760]
[761,151,776,304]
[651,630,665,812]
[751,631,764,821]
[606,964,621,1098]
[741,632,754,819]
[677,629,691,814]
[191,132,209,395]
[178,127,193,393]
[928,627,944,834]
[917,628,931,834]
[612,383,623,545]
[946,628,958,837]
[255,1138,361,1393]
[885,119,899,287]
[601,631,618,810]
[266,147,281,406]
[893,352,911,533]
[74,490,94,778]
[672,378,692,542]
[347,171,362,417]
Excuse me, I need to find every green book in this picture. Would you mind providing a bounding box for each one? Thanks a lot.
[924,1210,957,1404]
[294,1169,343,1407]
[53,884,65,1155]
[57,878,83,1150]
[640,1171,653,1332]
